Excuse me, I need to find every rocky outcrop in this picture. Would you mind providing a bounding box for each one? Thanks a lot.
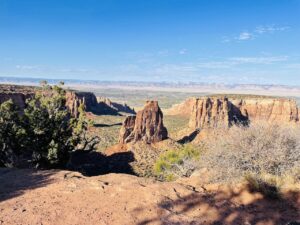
[119,101,168,144]
[118,116,136,144]
[65,91,102,117]
[167,95,299,130]
[189,97,248,130]
[97,97,135,114]
[0,85,35,111]
[231,98,299,123]
[0,93,33,111]
[64,92,136,117]
[164,97,197,116]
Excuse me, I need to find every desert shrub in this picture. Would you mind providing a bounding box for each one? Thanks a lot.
[244,173,281,199]
[0,82,99,168]
[154,144,200,181]
[198,122,300,187]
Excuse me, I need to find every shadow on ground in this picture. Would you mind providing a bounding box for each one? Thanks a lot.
[93,122,122,128]
[0,168,54,202]
[177,129,200,144]
[136,185,300,225]
[68,150,135,176]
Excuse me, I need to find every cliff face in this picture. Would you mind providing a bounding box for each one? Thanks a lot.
[0,85,35,111]
[231,98,299,123]
[188,97,248,130]
[65,91,100,117]
[97,97,135,114]
[167,96,299,130]
[119,101,168,144]
[119,116,136,144]
[0,93,33,111]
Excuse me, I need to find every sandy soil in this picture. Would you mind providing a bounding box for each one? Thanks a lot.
[0,168,299,225]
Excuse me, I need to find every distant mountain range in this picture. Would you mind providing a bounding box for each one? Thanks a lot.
[0,76,300,98]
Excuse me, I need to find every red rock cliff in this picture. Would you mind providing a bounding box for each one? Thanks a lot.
[167,96,299,130]
[188,97,248,130]
[231,98,299,123]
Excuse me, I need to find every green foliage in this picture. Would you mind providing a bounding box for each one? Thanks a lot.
[0,100,26,167]
[0,82,99,168]
[154,144,200,181]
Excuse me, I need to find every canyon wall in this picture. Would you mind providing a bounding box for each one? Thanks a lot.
[188,97,248,130]
[231,98,299,123]
[167,95,299,130]
[0,85,35,111]
[97,97,135,114]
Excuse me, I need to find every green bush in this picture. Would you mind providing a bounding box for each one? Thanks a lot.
[0,82,99,168]
[154,144,200,181]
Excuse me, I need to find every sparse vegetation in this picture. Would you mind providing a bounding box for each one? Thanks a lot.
[154,121,300,197]
[199,122,300,184]
[154,144,200,181]
[90,115,125,151]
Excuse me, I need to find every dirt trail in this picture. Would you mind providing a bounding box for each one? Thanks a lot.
[0,168,299,225]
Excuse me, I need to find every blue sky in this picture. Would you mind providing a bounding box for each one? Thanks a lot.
[0,0,300,85]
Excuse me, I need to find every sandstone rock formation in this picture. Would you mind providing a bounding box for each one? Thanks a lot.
[97,97,135,114]
[119,101,168,144]
[167,95,299,131]
[118,115,136,143]
[188,97,248,130]
[0,85,35,111]
[231,98,299,123]
[65,91,102,117]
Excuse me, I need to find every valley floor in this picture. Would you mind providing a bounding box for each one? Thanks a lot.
[0,168,299,225]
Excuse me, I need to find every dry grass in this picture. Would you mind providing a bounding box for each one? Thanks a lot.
[197,122,300,192]
[155,121,300,196]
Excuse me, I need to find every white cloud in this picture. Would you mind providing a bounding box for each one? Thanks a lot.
[229,56,288,64]
[16,65,40,70]
[225,24,290,43]
[179,49,187,55]
[255,25,290,34]
[237,32,253,41]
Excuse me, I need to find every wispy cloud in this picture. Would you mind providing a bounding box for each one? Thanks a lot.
[16,65,40,70]
[255,25,290,34]
[229,56,288,64]
[236,32,253,41]
[226,25,290,42]
[179,48,187,55]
